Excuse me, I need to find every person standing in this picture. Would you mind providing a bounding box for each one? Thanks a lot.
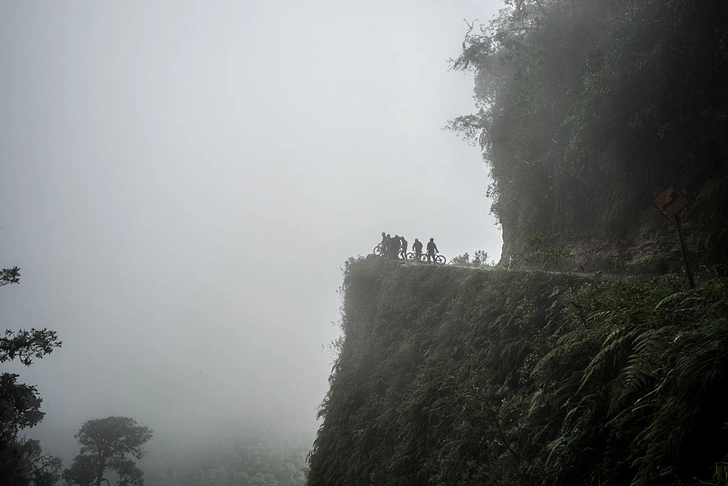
[392,235,401,260]
[400,236,408,260]
[385,233,393,258]
[426,237,438,264]
[412,238,423,263]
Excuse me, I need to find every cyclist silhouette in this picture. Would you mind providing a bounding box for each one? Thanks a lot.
[426,238,438,264]
[412,238,423,263]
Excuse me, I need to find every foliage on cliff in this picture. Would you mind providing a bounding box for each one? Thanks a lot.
[308,258,728,485]
[449,0,728,267]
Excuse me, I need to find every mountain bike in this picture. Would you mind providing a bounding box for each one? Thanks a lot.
[406,252,446,265]
[375,243,408,260]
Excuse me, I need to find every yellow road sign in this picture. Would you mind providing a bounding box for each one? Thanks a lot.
[652,184,689,218]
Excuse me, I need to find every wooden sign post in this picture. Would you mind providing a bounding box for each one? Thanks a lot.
[652,185,694,288]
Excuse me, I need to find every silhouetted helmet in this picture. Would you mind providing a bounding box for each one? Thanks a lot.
[429,238,434,242]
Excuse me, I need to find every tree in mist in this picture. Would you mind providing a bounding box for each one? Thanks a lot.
[0,266,63,485]
[63,416,153,486]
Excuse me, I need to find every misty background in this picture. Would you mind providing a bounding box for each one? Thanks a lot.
[0,0,502,465]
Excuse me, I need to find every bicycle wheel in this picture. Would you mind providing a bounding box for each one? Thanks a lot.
[406,252,415,262]
[373,244,382,256]
[435,255,447,265]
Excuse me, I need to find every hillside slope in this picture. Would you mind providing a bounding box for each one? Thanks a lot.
[308,258,728,485]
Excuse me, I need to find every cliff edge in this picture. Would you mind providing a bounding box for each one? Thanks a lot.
[308,258,728,485]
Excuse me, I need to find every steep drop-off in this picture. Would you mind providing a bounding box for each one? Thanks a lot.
[308,258,728,485]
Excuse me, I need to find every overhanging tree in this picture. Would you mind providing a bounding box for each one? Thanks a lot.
[63,416,153,486]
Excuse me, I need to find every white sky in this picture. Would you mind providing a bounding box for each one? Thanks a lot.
[0,0,503,460]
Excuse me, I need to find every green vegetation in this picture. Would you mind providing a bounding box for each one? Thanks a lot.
[64,416,153,486]
[308,258,728,485]
[0,266,63,486]
[448,0,728,270]
[450,250,494,267]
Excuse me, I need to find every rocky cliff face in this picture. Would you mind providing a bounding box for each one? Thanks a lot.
[504,200,721,276]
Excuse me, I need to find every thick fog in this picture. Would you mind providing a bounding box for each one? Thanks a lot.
[0,0,502,461]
